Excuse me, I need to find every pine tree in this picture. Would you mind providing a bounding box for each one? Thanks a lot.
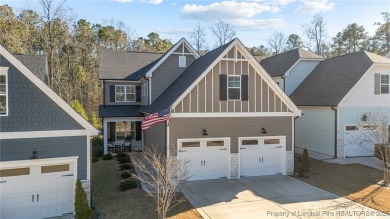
[298,148,310,177]
[74,179,92,219]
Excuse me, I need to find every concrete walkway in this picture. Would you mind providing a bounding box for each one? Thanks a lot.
[181,176,389,219]
[323,157,383,170]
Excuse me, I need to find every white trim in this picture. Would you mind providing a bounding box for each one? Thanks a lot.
[103,117,144,122]
[148,77,152,104]
[103,119,108,155]
[166,122,170,157]
[115,84,135,102]
[172,52,193,55]
[0,67,9,116]
[0,46,98,135]
[145,38,200,77]
[0,156,79,169]
[171,112,294,118]
[227,75,241,101]
[86,135,91,180]
[0,130,88,139]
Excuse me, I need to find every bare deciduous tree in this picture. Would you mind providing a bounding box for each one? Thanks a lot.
[268,31,286,55]
[357,111,390,183]
[189,23,207,54]
[209,19,236,47]
[302,14,327,55]
[131,146,190,219]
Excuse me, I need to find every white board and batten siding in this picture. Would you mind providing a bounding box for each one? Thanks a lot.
[285,60,321,96]
[338,65,390,158]
[295,106,335,158]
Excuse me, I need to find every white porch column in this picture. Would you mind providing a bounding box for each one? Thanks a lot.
[103,119,108,154]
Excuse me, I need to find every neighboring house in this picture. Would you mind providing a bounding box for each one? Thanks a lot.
[260,49,324,96]
[290,51,390,159]
[0,46,98,219]
[100,38,301,181]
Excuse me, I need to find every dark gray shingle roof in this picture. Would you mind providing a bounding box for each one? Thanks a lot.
[260,49,323,77]
[99,51,162,80]
[290,51,384,106]
[14,54,48,84]
[143,40,235,113]
[99,105,143,118]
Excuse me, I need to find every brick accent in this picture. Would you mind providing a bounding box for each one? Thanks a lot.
[286,151,294,174]
[230,153,239,178]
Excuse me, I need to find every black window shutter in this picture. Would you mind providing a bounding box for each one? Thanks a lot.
[136,85,141,102]
[241,75,248,101]
[135,122,142,141]
[374,73,380,95]
[110,85,115,102]
[220,74,227,101]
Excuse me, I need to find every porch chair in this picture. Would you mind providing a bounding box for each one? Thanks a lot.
[107,138,115,152]
[122,137,132,152]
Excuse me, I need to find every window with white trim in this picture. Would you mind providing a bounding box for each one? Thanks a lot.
[381,75,389,94]
[142,83,148,96]
[115,85,135,102]
[0,70,7,116]
[179,56,186,67]
[227,75,241,100]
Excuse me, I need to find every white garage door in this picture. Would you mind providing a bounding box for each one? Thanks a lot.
[0,157,77,219]
[178,138,230,181]
[345,125,375,157]
[240,136,285,177]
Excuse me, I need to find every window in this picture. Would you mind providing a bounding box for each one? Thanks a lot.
[182,142,200,147]
[142,83,148,96]
[41,164,69,173]
[346,126,358,131]
[0,168,30,177]
[115,85,135,102]
[228,76,241,100]
[207,141,224,146]
[242,140,258,145]
[115,122,132,141]
[0,70,7,116]
[179,56,186,67]
[264,139,280,144]
[381,75,389,94]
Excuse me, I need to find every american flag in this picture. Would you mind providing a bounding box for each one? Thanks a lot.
[141,108,170,130]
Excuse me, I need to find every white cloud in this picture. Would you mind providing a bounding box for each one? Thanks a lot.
[181,1,280,21]
[231,18,284,31]
[271,0,296,6]
[113,0,162,4]
[155,27,191,34]
[295,0,334,14]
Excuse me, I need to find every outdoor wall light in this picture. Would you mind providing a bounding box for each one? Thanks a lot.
[362,114,368,122]
[31,150,38,159]
[202,128,208,136]
[262,128,267,134]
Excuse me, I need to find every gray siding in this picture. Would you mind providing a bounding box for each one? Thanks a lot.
[0,136,88,180]
[151,54,196,102]
[104,81,144,106]
[169,117,292,155]
[285,60,320,96]
[144,122,166,155]
[295,106,335,157]
[0,55,83,132]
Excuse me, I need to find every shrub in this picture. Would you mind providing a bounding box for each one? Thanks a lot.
[120,171,132,179]
[119,180,137,191]
[298,148,310,177]
[119,163,132,170]
[92,157,99,163]
[102,153,113,160]
[117,157,130,164]
[115,152,128,158]
[92,137,104,158]
[74,179,92,219]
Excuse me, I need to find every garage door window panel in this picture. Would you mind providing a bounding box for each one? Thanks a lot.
[264,139,280,144]
[346,126,358,131]
[182,142,200,147]
[242,140,258,145]
[207,141,224,146]
[0,168,30,177]
[41,164,70,173]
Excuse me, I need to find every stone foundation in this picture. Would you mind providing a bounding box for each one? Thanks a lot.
[230,153,239,178]
[286,151,294,174]
[81,180,91,206]
[337,138,345,158]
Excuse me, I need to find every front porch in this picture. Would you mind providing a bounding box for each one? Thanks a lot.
[103,117,143,154]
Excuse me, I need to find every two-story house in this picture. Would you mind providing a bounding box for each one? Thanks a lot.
[0,46,98,218]
[99,38,302,181]
[290,51,390,159]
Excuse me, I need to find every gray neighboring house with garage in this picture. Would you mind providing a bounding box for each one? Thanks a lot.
[0,45,98,219]
[99,38,301,181]
[289,51,390,159]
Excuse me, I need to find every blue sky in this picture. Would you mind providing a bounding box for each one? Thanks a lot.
[3,0,389,48]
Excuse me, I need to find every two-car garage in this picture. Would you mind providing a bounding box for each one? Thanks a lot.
[177,136,286,181]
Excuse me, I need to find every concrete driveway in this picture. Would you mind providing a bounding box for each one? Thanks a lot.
[180,175,389,219]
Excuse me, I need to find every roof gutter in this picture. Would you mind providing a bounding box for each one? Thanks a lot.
[331,106,338,159]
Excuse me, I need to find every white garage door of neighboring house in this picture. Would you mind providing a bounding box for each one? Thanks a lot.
[0,157,78,219]
[178,138,230,181]
[240,136,285,177]
[345,125,375,157]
